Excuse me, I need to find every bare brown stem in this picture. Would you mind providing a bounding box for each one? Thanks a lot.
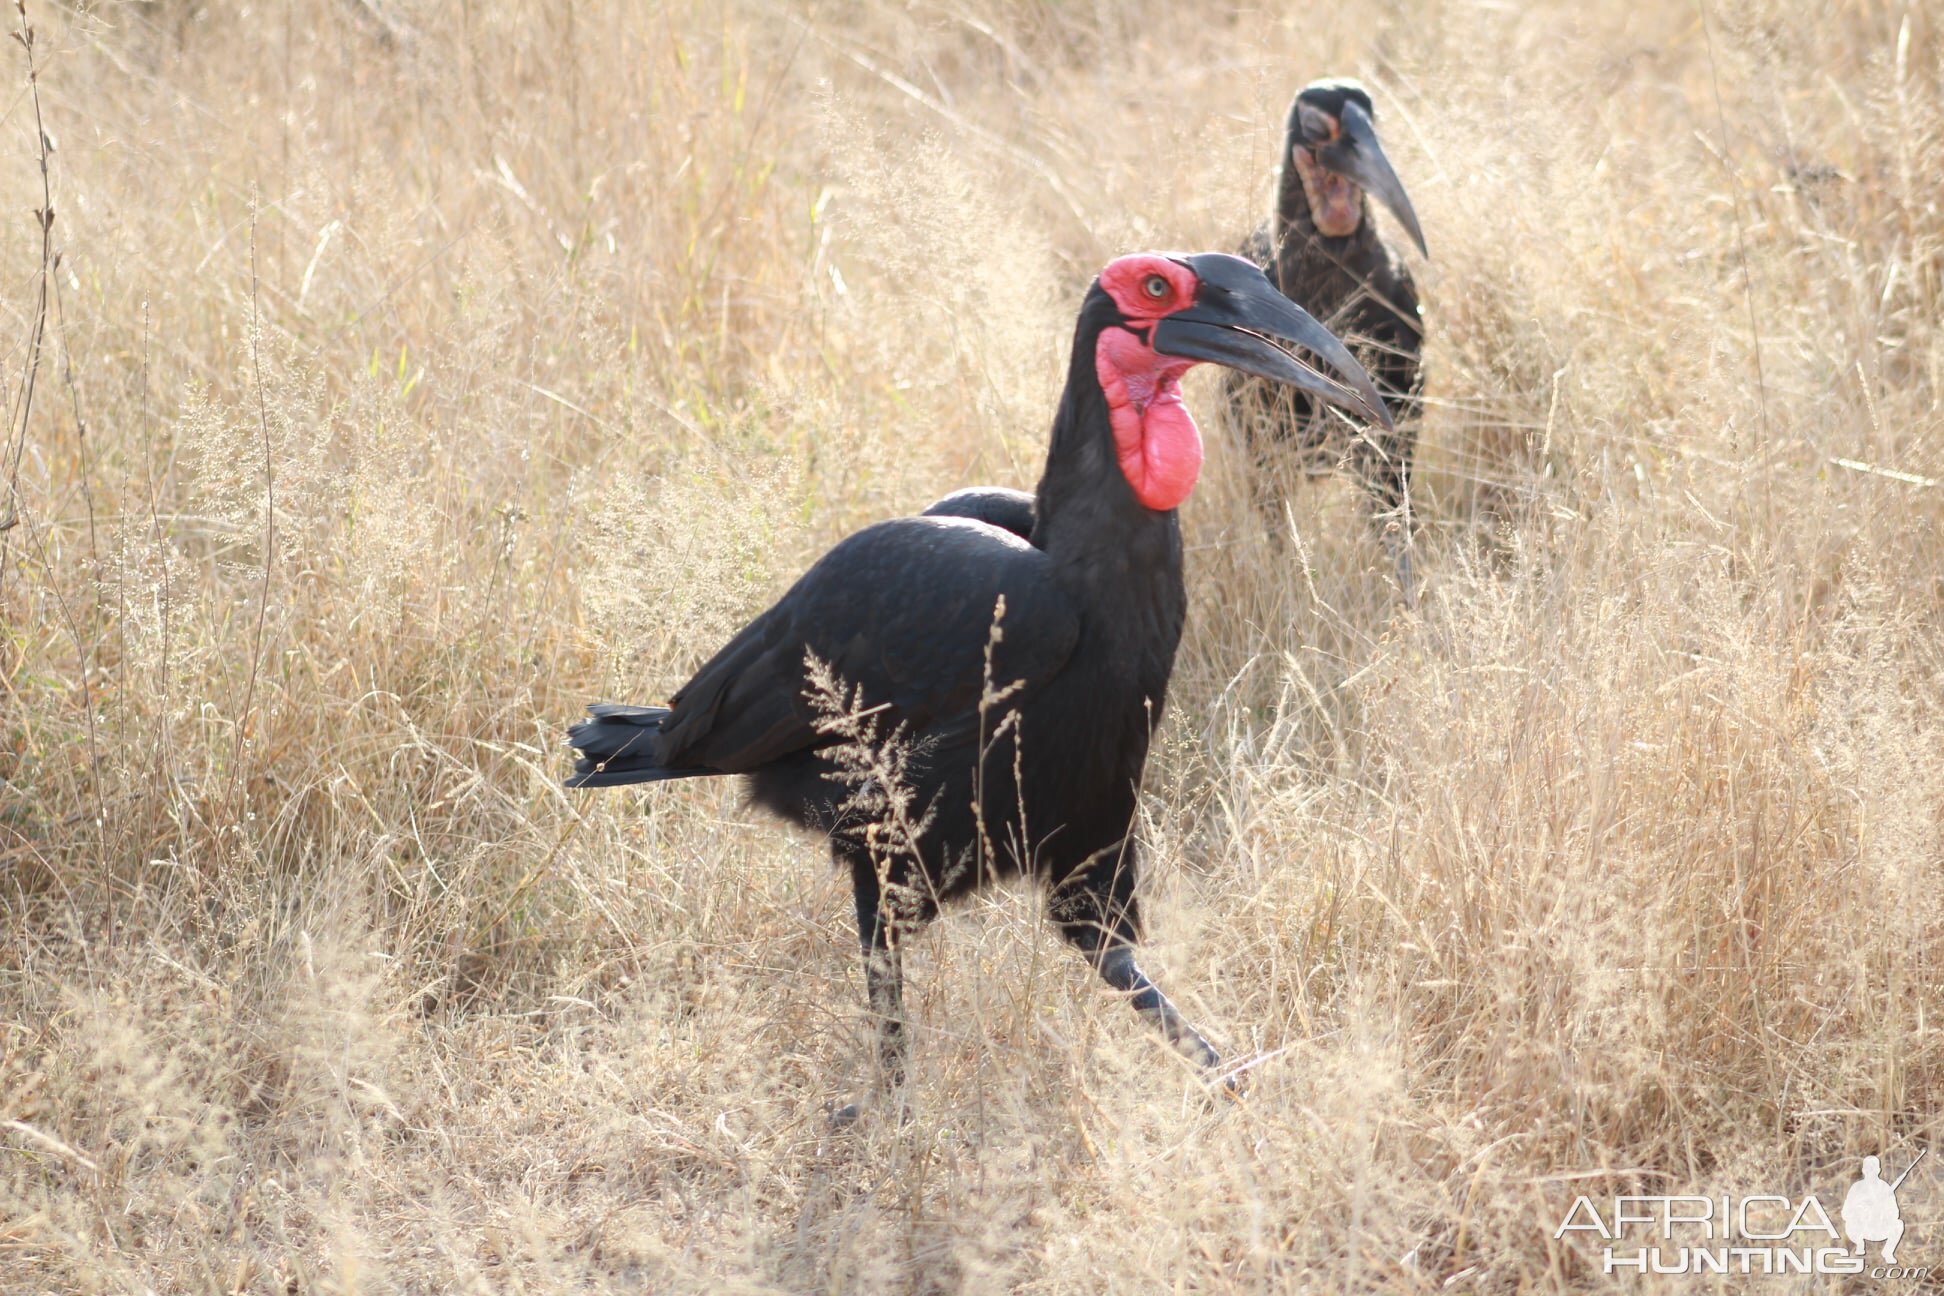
[229,209,277,816]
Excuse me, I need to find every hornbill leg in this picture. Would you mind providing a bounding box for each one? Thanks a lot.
[832,851,909,1127]
[1052,849,1220,1070]
[1092,945,1220,1070]
[1358,428,1418,605]
[1246,388,1331,548]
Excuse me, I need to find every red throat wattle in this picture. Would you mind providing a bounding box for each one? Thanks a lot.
[1292,147,1363,238]
[1095,327,1202,512]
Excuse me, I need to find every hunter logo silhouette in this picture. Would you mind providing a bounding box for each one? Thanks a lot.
[1842,1150,1924,1264]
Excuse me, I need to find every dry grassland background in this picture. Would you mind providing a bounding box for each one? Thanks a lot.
[2,0,1941,1291]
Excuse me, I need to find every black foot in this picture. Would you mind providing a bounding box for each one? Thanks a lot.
[1213,1063,1247,1100]
[827,1093,912,1129]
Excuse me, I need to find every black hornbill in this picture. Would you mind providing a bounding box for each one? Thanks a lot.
[567,253,1390,1119]
[1221,79,1427,578]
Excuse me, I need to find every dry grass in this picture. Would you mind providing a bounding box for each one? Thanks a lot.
[2,0,1941,1291]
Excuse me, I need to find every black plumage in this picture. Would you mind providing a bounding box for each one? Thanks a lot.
[1222,79,1427,553]
[567,252,1392,1119]
[921,485,1035,538]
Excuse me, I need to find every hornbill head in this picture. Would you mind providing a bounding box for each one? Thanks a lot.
[1087,252,1393,511]
[1284,78,1427,257]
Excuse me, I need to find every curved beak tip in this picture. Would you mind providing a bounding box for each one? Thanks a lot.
[1403,220,1429,261]
[1330,101,1427,261]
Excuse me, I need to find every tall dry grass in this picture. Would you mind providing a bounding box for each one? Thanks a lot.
[1,0,1939,1291]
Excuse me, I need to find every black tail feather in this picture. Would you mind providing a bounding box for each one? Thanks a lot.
[564,703,719,789]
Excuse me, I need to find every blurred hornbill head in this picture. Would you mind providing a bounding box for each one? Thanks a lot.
[1284,78,1427,257]
[1087,252,1392,510]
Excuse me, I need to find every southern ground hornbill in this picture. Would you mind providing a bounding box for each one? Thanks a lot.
[1221,79,1428,583]
[567,252,1390,1120]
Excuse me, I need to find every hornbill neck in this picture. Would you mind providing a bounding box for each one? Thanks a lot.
[1028,300,1182,572]
[1272,158,1378,282]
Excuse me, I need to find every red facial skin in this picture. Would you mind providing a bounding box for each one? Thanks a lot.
[1291,111,1362,237]
[1293,146,1363,236]
[1093,255,1206,512]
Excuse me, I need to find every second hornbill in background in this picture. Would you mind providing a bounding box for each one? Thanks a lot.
[567,253,1391,1121]
[1221,78,1428,583]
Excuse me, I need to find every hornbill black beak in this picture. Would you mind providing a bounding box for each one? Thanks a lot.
[1153,253,1394,431]
[1318,99,1427,259]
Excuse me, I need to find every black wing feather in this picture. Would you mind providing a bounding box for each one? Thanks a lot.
[565,705,717,788]
[922,486,1036,539]
[571,516,1079,784]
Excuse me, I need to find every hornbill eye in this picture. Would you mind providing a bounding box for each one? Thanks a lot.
[1297,103,1337,145]
[1142,274,1169,300]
